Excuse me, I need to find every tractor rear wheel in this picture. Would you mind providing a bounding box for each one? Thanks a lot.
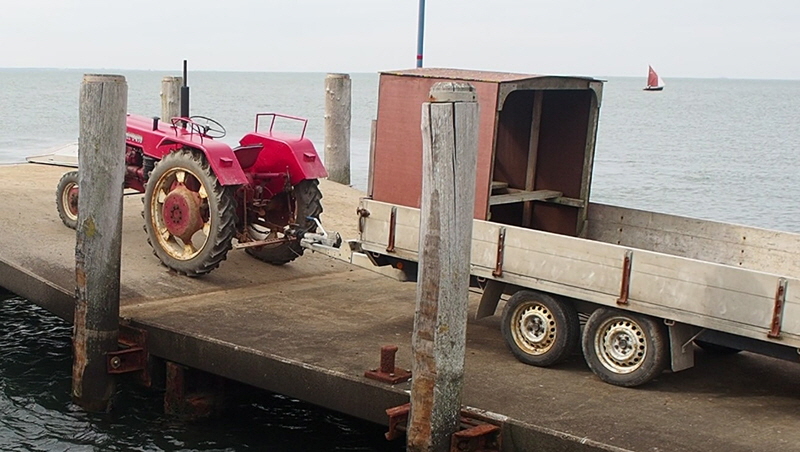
[246,179,323,265]
[143,149,237,277]
[56,171,80,229]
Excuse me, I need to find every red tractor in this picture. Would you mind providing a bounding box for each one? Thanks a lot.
[56,109,329,277]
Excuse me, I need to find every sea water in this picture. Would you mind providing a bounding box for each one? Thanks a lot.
[0,69,798,451]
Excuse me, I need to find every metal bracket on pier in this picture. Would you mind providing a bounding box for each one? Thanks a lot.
[384,403,502,451]
[106,323,150,387]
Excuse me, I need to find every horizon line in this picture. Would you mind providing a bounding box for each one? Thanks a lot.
[0,66,798,82]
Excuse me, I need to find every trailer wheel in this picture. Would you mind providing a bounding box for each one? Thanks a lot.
[56,171,80,230]
[582,308,668,387]
[246,179,323,265]
[143,149,237,277]
[501,290,580,367]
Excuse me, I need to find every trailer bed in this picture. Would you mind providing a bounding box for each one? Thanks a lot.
[358,199,800,349]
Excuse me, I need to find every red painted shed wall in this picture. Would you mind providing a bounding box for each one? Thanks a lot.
[371,73,498,220]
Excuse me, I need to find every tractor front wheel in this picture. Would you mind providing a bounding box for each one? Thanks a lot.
[143,149,237,277]
[56,171,80,229]
[246,179,323,265]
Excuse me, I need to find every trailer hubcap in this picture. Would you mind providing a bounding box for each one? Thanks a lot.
[162,185,204,243]
[596,317,646,374]
[513,302,556,355]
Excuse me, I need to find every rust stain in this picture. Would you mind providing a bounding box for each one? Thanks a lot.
[408,374,435,450]
[75,267,86,287]
[71,299,88,399]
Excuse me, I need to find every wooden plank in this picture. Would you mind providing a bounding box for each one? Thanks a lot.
[576,83,602,237]
[588,203,800,277]
[522,90,543,227]
[782,286,800,336]
[408,83,478,452]
[160,76,181,121]
[489,189,562,206]
[73,74,128,412]
[472,240,623,297]
[367,119,377,196]
[324,73,352,185]
[542,196,585,208]
[491,180,508,193]
[632,251,800,334]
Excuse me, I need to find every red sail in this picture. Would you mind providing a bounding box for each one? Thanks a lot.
[647,66,659,87]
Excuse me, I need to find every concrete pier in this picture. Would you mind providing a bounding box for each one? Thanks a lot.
[2,162,800,452]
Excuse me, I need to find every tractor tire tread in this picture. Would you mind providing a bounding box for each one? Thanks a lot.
[55,171,80,230]
[143,148,237,277]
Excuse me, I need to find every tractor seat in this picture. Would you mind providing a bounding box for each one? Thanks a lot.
[232,144,263,169]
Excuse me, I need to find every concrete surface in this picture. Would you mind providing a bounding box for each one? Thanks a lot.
[1,163,799,452]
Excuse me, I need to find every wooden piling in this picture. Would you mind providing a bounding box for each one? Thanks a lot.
[161,76,182,122]
[324,73,351,185]
[72,74,128,412]
[407,82,479,452]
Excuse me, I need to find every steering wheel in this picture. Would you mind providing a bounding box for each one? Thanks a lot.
[189,115,227,139]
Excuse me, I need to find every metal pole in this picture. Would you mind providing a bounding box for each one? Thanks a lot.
[416,0,426,68]
[180,60,190,123]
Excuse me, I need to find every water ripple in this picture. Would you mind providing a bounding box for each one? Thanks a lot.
[0,294,401,451]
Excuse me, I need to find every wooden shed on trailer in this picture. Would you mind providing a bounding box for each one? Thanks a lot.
[369,68,604,237]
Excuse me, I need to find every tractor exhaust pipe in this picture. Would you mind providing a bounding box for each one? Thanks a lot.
[180,60,190,126]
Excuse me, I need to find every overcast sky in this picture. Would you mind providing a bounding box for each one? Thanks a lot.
[1,0,798,79]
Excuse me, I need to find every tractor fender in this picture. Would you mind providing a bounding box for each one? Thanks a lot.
[239,133,328,186]
[157,136,248,186]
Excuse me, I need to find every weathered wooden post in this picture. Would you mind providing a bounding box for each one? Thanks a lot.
[72,74,128,412]
[407,82,479,452]
[324,73,351,185]
[161,76,182,122]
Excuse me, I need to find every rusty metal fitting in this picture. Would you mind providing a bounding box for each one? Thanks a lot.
[364,345,411,385]
[379,345,398,373]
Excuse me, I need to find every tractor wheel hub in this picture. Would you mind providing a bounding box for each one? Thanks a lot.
[162,186,204,242]
[67,188,79,215]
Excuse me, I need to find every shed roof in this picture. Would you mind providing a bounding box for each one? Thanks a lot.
[380,68,599,84]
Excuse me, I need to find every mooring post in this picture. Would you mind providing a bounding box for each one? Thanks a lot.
[72,74,128,412]
[324,73,351,185]
[161,76,182,123]
[407,82,479,452]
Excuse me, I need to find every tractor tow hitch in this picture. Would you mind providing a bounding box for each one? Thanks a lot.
[300,217,342,249]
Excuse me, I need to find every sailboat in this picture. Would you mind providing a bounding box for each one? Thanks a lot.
[644,65,664,91]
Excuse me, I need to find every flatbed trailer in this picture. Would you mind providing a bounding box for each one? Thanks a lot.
[355,198,800,386]
[321,68,800,387]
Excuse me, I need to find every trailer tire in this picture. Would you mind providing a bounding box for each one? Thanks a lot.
[501,290,580,367]
[582,308,668,387]
[143,149,237,277]
[56,171,80,230]
[246,179,323,265]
